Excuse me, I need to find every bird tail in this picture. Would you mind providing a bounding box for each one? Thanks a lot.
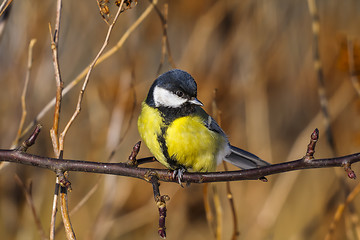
[224,145,270,169]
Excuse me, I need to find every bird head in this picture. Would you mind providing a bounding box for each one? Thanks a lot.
[146,69,203,108]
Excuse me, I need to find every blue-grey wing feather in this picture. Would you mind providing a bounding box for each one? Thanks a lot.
[225,145,270,169]
[196,106,270,169]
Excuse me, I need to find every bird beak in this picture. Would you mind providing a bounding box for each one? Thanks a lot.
[189,97,203,106]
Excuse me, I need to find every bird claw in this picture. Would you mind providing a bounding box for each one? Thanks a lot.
[172,168,186,187]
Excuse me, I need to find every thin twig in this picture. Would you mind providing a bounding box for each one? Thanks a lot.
[54,177,101,234]
[14,175,47,240]
[49,0,63,157]
[48,1,64,239]
[54,3,126,235]
[50,178,60,240]
[307,0,336,154]
[60,186,76,240]
[148,173,169,239]
[127,141,141,166]
[11,39,37,148]
[58,171,74,239]
[0,38,36,170]
[49,4,127,235]
[57,0,123,153]
[19,0,158,141]
[16,124,42,152]
[304,128,319,162]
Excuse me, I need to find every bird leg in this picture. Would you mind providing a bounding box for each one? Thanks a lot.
[172,167,186,187]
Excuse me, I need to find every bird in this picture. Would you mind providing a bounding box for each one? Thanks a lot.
[137,69,270,182]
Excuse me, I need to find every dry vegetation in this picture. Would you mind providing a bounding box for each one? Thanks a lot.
[0,0,360,239]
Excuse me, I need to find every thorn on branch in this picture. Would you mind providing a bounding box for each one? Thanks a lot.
[304,128,319,162]
[16,124,42,152]
[148,173,169,239]
[343,162,356,179]
[127,141,141,166]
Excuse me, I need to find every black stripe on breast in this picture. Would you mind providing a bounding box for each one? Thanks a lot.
[157,125,185,170]
[156,103,196,170]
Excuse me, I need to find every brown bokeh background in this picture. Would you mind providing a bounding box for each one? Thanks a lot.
[1,0,360,239]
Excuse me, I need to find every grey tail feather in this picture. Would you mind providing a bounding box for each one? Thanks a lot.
[224,145,270,169]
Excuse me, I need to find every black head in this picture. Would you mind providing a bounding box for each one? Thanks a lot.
[145,69,203,108]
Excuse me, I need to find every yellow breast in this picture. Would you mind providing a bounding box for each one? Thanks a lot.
[137,102,170,168]
[165,115,226,172]
[138,102,228,172]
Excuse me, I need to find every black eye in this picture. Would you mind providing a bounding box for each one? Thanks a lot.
[175,90,184,97]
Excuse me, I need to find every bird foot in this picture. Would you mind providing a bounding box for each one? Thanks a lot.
[172,168,186,187]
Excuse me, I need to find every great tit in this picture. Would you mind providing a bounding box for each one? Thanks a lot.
[137,69,270,179]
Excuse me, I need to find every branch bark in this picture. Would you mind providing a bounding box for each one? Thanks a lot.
[1,149,358,184]
[4,126,358,184]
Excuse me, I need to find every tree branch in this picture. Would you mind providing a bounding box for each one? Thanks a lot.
[3,126,358,184]
[2,145,359,184]
[148,173,169,239]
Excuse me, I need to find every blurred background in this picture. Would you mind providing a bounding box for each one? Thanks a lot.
[0,0,360,239]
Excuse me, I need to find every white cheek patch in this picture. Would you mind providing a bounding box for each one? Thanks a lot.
[153,86,187,108]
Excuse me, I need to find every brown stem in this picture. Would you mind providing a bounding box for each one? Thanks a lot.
[148,173,169,239]
[304,128,319,161]
[2,127,359,184]
[12,39,37,148]
[307,0,336,154]
[60,186,76,240]
[16,124,42,152]
[50,178,59,240]
[49,0,63,157]
[127,141,141,166]
[1,149,359,184]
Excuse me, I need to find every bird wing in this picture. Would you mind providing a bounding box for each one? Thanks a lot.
[195,107,228,138]
[225,145,270,169]
[195,106,270,169]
